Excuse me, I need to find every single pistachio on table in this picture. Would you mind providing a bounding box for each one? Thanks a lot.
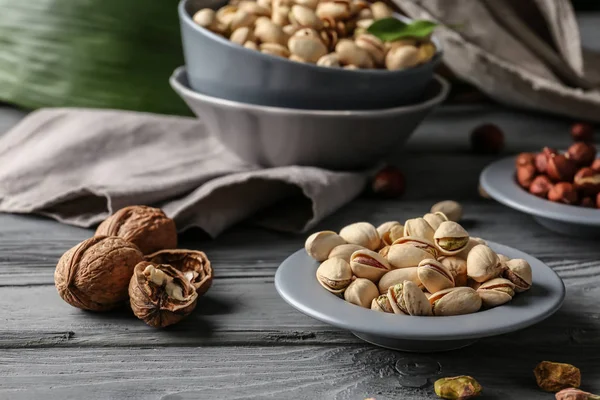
[371,294,394,313]
[381,223,405,246]
[350,249,391,282]
[386,243,434,269]
[418,258,455,294]
[305,230,347,261]
[434,376,483,400]
[385,45,419,70]
[534,361,581,392]
[387,280,432,316]
[503,258,532,292]
[403,217,435,242]
[378,267,422,294]
[129,262,199,328]
[145,249,213,296]
[328,243,365,263]
[466,244,504,283]
[423,212,447,230]
[392,236,438,258]
[339,222,380,251]
[316,258,353,295]
[431,200,463,222]
[344,278,379,308]
[429,287,482,316]
[439,256,468,287]
[433,221,470,256]
[477,277,515,308]
[556,388,600,400]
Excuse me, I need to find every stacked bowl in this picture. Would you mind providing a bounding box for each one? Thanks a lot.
[172,0,450,169]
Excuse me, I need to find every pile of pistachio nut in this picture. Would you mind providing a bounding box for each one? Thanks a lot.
[192,0,436,70]
[307,201,533,316]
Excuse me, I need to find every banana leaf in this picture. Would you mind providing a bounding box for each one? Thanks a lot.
[0,0,191,116]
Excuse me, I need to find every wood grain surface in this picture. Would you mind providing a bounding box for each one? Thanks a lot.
[1,105,599,399]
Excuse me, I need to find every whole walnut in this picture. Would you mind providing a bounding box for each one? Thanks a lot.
[54,236,144,311]
[146,249,213,296]
[96,206,177,255]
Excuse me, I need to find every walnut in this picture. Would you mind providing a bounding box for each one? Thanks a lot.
[96,206,177,255]
[129,262,198,328]
[54,236,143,311]
[146,249,213,296]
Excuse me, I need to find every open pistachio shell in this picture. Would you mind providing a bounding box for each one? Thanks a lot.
[403,218,435,242]
[378,245,390,258]
[392,236,437,258]
[387,243,432,269]
[350,249,391,282]
[431,200,462,222]
[423,213,446,230]
[328,244,364,263]
[387,280,432,316]
[477,277,515,307]
[467,244,503,283]
[371,294,394,312]
[430,287,482,316]
[418,258,455,294]
[316,258,353,295]
[503,258,533,292]
[439,256,468,287]
[381,224,405,246]
[305,230,346,261]
[378,267,422,294]
[344,278,379,308]
[433,221,469,256]
[457,237,487,259]
[377,221,402,242]
[339,222,380,251]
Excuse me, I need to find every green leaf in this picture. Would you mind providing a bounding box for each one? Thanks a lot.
[0,0,191,116]
[367,18,438,42]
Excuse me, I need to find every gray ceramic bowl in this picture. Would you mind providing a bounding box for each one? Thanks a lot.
[179,0,442,110]
[481,156,600,237]
[170,66,449,169]
[275,242,565,352]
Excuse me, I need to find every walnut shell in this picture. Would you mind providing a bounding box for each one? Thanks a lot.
[129,262,198,328]
[54,236,144,311]
[145,249,213,296]
[96,206,177,255]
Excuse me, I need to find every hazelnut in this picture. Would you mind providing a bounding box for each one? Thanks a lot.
[96,206,178,255]
[548,182,578,205]
[529,175,553,198]
[547,154,576,182]
[571,122,594,142]
[567,142,597,167]
[516,164,537,189]
[535,147,558,174]
[574,167,600,196]
[580,197,595,208]
[515,152,535,168]
[470,124,505,154]
[591,159,600,173]
[371,166,405,198]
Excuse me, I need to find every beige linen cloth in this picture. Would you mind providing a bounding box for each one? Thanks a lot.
[0,108,367,237]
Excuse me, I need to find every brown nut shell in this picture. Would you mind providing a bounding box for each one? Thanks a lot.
[567,142,596,167]
[548,182,578,205]
[515,152,535,168]
[529,175,553,198]
[547,154,576,182]
[517,164,537,189]
[54,236,144,311]
[129,262,198,328]
[145,249,213,296]
[95,206,177,255]
[574,167,600,196]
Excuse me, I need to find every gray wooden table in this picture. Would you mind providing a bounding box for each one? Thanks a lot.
[1,104,599,400]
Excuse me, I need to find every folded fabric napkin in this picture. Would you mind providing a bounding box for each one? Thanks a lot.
[0,108,368,237]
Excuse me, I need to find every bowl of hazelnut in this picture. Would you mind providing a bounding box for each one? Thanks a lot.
[480,123,600,237]
[178,0,442,110]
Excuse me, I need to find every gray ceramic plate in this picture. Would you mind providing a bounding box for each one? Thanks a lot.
[480,156,600,237]
[275,242,564,352]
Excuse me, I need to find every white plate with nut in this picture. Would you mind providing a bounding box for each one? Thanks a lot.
[275,215,565,352]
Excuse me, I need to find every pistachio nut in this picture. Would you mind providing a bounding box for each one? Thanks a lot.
[430,287,482,316]
[216,5,239,26]
[316,258,353,295]
[378,245,390,258]
[387,280,432,316]
[423,212,446,230]
[534,361,581,392]
[344,64,359,70]
[418,258,455,294]
[370,1,392,20]
[467,278,481,291]
[385,44,419,70]
[339,222,380,250]
[457,237,487,259]
[385,39,417,51]
[244,40,259,50]
[351,0,370,14]
[377,267,422,294]
[317,53,341,67]
[288,32,328,62]
[271,5,290,25]
[433,221,470,256]
[254,20,289,45]
[230,10,256,31]
[335,39,374,69]
[295,0,319,9]
[282,24,301,36]
[255,15,272,26]
[357,8,373,20]
[344,278,379,308]
[467,244,503,283]
[289,4,323,29]
[381,224,404,246]
[355,34,386,66]
[305,230,347,261]
[392,236,437,258]
[418,42,436,64]
[371,294,394,313]
[431,200,463,222]
[238,0,271,16]
[434,376,483,400]
[288,54,307,62]
[477,277,515,308]
[376,221,402,241]
[261,42,291,57]
[230,26,255,45]
[316,0,352,20]
[439,256,467,287]
[497,253,510,265]
[319,28,339,51]
[403,218,435,242]
[193,9,218,30]
[350,249,391,282]
[555,388,600,400]
[257,0,272,9]
[503,258,533,292]
[328,243,364,263]
[387,243,433,269]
